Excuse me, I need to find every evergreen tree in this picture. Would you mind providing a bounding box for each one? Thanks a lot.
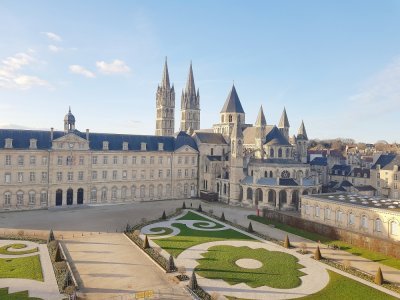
[198,204,202,212]
[189,270,198,290]
[221,212,225,221]
[54,243,63,262]
[143,235,150,249]
[314,246,322,260]
[284,234,290,248]
[247,222,254,233]
[47,229,55,244]
[374,267,384,285]
[167,255,176,272]
[161,210,167,220]
[125,223,131,233]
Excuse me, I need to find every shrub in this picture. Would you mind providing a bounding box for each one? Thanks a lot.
[198,204,202,212]
[283,234,290,248]
[161,211,167,220]
[220,212,225,221]
[374,267,384,285]
[247,222,254,233]
[314,246,322,260]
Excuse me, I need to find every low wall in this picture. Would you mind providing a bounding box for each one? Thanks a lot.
[262,209,400,259]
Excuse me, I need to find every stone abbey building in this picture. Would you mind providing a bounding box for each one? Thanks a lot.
[0,59,319,211]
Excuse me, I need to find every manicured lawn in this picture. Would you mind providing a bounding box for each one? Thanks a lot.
[151,211,254,257]
[0,288,42,300]
[147,227,174,236]
[196,245,304,289]
[0,255,43,281]
[0,244,38,255]
[248,215,400,270]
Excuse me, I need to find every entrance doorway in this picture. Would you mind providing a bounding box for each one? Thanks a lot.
[67,188,73,205]
[77,188,84,205]
[56,189,62,206]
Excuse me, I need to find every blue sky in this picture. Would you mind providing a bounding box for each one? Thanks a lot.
[0,1,399,143]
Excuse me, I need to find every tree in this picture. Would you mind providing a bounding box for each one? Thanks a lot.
[283,235,290,248]
[374,267,384,285]
[182,202,186,209]
[189,270,198,290]
[247,222,254,233]
[47,229,55,244]
[221,212,225,221]
[167,255,176,272]
[314,246,322,260]
[161,210,167,220]
[143,235,150,249]
[198,204,202,212]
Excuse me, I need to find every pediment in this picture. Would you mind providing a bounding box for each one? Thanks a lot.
[52,133,89,150]
[174,145,198,153]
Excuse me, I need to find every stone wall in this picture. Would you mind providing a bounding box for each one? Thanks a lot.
[262,209,400,259]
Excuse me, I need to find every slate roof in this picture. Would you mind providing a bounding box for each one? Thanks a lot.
[353,185,376,192]
[264,126,291,146]
[279,178,298,186]
[349,168,370,178]
[194,132,227,144]
[340,180,353,187]
[220,84,245,113]
[310,157,327,166]
[331,164,351,175]
[0,129,198,152]
[206,155,222,161]
[371,154,398,170]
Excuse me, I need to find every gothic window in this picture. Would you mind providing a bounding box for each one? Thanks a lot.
[361,215,368,228]
[375,218,382,232]
[281,170,290,178]
[264,171,268,177]
[229,115,232,122]
[270,148,274,158]
[278,148,283,158]
[286,148,290,158]
[269,171,273,177]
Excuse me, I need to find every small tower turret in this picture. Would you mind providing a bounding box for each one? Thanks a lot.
[278,107,290,141]
[229,122,244,202]
[254,105,266,158]
[64,106,75,133]
[296,120,309,163]
[180,62,200,132]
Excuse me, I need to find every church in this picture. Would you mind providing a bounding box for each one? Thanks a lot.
[0,59,320,211]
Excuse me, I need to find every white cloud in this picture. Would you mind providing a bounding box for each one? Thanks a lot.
[0,52,50,90]
[349,56,400,115]
[42,32,62,42]
[69,65,96,78]
[96,59,130,74]
[48,45,63,53]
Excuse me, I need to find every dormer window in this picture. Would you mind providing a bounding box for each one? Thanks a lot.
[29,139,37,149]
[158,143,164,151]
[5,138,13,149]
[122,142,128,151]
[103,141,109,150]
[141,142,147,151]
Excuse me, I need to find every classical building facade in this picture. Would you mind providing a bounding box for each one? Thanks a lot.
[301,193,400,242]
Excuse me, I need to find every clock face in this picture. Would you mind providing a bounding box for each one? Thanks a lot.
[69,143,74,149]
[281,170,290,178]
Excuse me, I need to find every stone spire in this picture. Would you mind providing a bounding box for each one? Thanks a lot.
[255,105,266,127]
[297,120,308,140]
[161,57,170,89]
[155,57,175,136]
[180,61,200,132]
[278,107,290,128]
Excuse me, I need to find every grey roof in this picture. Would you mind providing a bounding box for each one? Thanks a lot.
[256,178,277,185]
[340,180,353,187]
[331,164,351,175]
[310,157,327,166]
[64,107,75,123]
[297,120,308,140]
[206,155,222,161]
[264,126,291,146]
[220,84,245,113]
[242,176,253,184]
[255,106,266,127]
[0,129,198,152]
[371,154,398,170]
[279,178,298,186]
[354,185,376,192]
[349,168,370,178]
[194,132,227,144]
[278,108,290,128]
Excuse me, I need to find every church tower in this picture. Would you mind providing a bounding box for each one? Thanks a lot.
[296,120,309,163]
[155,58,175,136]
[278,107,290,142]
[180,62,200,134]
[254,105,266,159]
[229,122,244,202]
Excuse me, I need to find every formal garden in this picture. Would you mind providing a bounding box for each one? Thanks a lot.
[126,205,399,300]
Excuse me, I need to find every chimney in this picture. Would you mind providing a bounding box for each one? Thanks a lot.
[50,128,54,141]
[86,129,89,141]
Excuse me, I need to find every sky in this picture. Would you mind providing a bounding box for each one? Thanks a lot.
[0,1,400,143]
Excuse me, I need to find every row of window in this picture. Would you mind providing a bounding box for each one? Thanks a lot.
[269,147,292,159]
[4,155,48,166]
[4,172,48,184]
[3,191,47,206]
[304,205,399,236]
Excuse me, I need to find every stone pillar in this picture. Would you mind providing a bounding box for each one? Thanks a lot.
[275,189,280,208]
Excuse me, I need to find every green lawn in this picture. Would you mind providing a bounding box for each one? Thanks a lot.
[151,211,254,257]
[248,215,400,270]
[196,245,304,289]
[0,288,42,300]
[147,227,174,236]
[0,244,38,255]
[225,270,397,300]
[0,255,43,281]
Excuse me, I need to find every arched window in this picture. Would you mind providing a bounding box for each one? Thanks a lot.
[285,148,290,158]
[270,148,274,158]
[184,184,189,196]
[325,208,331,220]
[264,171,268,177]
[336,210,343,223]
[40,191,47,205]
[375,219,382,232]
[149,185,154,197]
[278,148,283,158]
[247,188,253,200]
[361,215,368,228]
[131,185,136,198]
[349,213,355,225]
[101,187,107,201]
[111,187,117,200]
[391,221,399,235]
[121,186,127,200]
[140,185,145,198]
[17,191,24,205]
[4,192,11,206]
[28,191,36,205]
[315,206,320,217]
[229,115,232,122]
[91,188,97,202]
[269,171,273,177]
